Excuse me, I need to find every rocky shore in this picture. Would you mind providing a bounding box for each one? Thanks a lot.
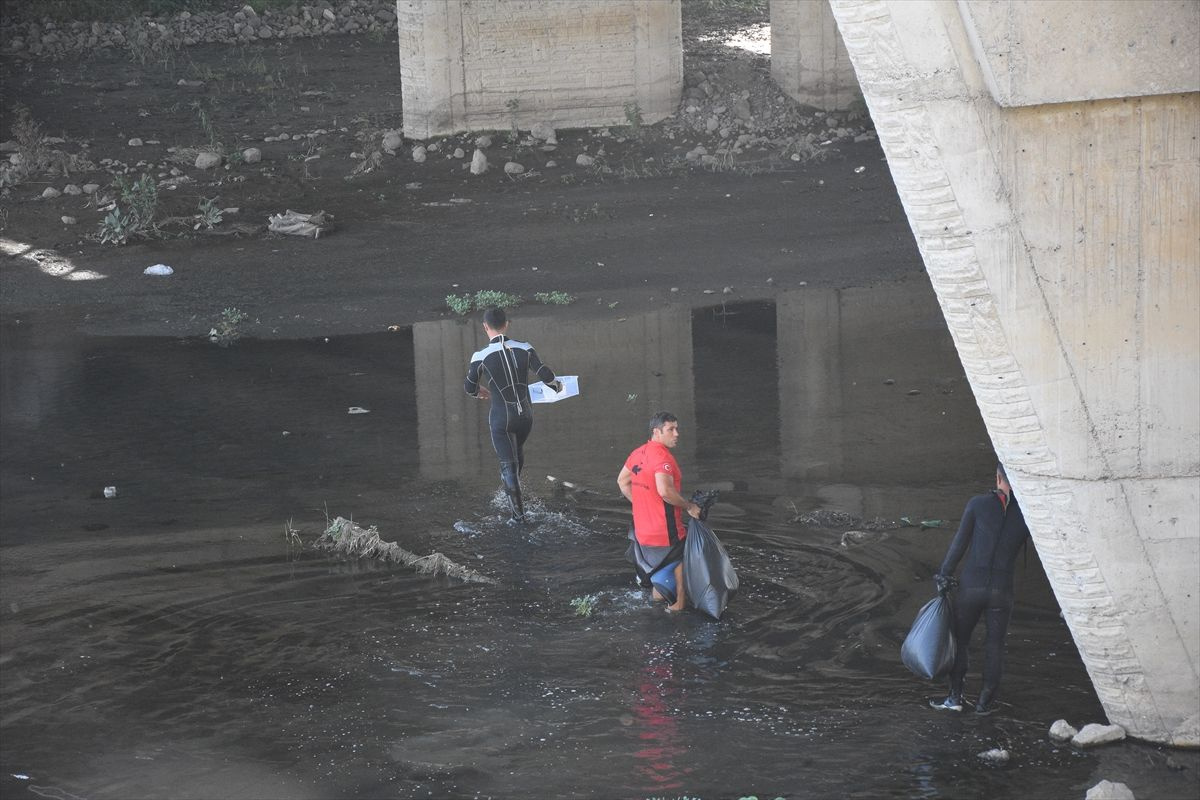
[1,1,399,59]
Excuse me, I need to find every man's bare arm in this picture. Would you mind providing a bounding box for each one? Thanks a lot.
[655,472,701,519]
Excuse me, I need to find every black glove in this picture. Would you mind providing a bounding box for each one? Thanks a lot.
[934,573,957,596]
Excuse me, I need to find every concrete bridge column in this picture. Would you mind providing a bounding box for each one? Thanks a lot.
[770,0,862,112]
[397,0,682,140]
[828,0,1200,744]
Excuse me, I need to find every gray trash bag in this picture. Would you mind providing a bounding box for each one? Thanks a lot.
[900,594,957,679]
[682,517,738,619]
[267,209,336,239]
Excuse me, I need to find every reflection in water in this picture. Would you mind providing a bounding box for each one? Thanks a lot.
[2,284,1196,799]
[632,643,688,792]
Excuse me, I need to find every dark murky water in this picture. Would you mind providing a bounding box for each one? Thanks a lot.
[2,282,1196,799]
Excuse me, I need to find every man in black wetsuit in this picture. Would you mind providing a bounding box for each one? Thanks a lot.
[464,307,560,521]
[930,463,1031,715]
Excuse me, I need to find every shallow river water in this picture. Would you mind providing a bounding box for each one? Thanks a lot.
[2,281,1196,799]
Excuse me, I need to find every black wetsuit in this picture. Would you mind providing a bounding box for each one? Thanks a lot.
[464,335,556,514]
[939,490,1030,705]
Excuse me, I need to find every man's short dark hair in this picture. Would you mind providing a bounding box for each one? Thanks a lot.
[483,307,507,329]
[996,462,1007,481]
[649,411,678,437]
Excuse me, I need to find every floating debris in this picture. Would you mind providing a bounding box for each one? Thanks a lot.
[314,516,496,584]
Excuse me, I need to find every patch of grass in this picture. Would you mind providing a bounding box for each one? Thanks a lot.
[550,201,607,223]
[623,101,644,140]
[504,98,521,145]
[194,197,222,230]
[445,290,524,316]
[209,306,247,345]
[534,291,575,306]
[97,173,160,244]
[570,594,598,617]
[1,105,47,187]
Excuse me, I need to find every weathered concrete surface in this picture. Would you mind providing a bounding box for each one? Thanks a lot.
[397,0,682,139]
[959,0,1200,107]
[829,0,1200,745]
[770,0,862,111]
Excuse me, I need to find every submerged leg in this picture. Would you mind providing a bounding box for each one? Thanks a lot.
[500,460,524,521]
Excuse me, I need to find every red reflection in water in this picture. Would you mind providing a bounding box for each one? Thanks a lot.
[633,649,690,791]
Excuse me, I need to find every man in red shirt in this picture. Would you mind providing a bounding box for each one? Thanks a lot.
[617,411,702,612]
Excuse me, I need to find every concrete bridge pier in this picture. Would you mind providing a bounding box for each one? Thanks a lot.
[397,0,682,140]
[828,0,1200,745]
[770,0,862,111]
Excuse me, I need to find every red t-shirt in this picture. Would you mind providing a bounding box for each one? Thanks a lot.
[624,440,685,547]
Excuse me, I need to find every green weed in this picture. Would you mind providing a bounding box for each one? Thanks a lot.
[97,173,160,244]
[623,101,644,140]
[445,290,524,316]
[570,594,598,617]
[534,291,575,306]
[194,197,223,230]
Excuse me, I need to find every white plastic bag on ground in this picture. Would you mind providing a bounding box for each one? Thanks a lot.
[268,209,335,239]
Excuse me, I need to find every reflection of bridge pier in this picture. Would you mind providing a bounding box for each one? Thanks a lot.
[413,308,696,487]
[776,283,992,518]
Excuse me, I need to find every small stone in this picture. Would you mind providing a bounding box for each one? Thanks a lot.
[544,160,557,168]
[323,8,336,22]
[722,286,733,294]
[242,147,262,164]
[382,130,403,153]
[670,287,679,293]
[62,184,82,195]
[1073,723,1126,748]
[128,138,143,147]
[976,748,1009,766]
[453,147,465,159]
[1085,780,1135,800]
[277,133,290,141]
[470,149,488,175]
[41,187,61,199]
[1049,719,1078,742]
[194,151,222,170]
[82,183,100,195]
[503,161,525,174]
[575,154,594,167]
[60,215,77,225]
[411,146,427,163]
[475,134,492,149]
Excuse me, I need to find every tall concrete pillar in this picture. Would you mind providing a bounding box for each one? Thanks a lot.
[398,0,683,139]
[770,0,862,111]
[828,0,1200,744]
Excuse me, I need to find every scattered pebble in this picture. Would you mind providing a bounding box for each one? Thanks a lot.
[976,748,1009,766]
[60,215,77,225]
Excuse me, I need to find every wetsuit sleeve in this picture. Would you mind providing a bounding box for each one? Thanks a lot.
[528,348,556,384]
[939,499,976,576]
[465,360,481,396]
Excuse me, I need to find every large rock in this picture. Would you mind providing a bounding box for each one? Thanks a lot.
[1086,780,1135,800]
[1073,723,1127,748]
[530,121,556,141]
[194,151,222,169]
[1049,719,1078,742]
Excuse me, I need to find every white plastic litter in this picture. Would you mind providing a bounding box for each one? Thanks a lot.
[268,209,335,239]
[347,407,370,415]
[144,264,174,276]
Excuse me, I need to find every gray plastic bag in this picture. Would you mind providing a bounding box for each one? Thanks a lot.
[901,594,957,679]
[683,518,739,620]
